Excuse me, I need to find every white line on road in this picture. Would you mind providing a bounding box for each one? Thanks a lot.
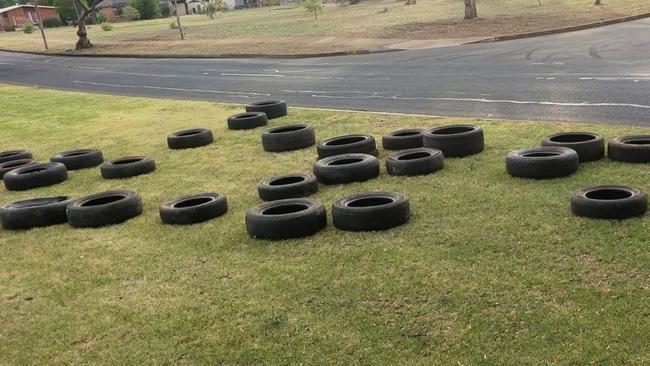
[75,66,105,70]
[72,80,270,97]
[221,73,343,80]
[0,62,16,65]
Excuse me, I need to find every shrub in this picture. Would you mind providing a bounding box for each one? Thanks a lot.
[42,16,62,28]
[125,5,141,20]
[128,0,160,20]
[169,21,177,29]
[100,22,113,31]
[22,20,34,33]
[205,0,227,19]
[96,10,107,23]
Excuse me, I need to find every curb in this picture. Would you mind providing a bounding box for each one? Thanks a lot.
[0,47,402,60]
[466,12,650,44]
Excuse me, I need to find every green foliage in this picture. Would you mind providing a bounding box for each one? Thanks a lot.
[124,5,141,20]
[53,0,77,22]
[42,16,63,28]
[302,0,323,20]
[100,21,113,31]
[169,20,177,29]
[205,0,227,19]
[22,20,34,33]
[96,10,107,23]
[128,0,160,20]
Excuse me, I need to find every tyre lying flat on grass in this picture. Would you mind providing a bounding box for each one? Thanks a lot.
[167,128,213,149]
[3,162,68,191]
[160,193,228,225]
[227,112,268,130]
[382,129,425,150]
[245,198,327,240]
[67,190,143,228]
[0,149,33,163]
[332,192,410,231]
[317,134,377,159]
[0,158,37,179]
[101,156,156,179]
[261,124,316,152]
[1,196,73,230]
[423,124,484,157]
[386,147,444,176]
[608,135,650,163]
[313,153,380,185]
[506,146,579,179]
[258,173,318,201]
[571,185,647,220]
[245,100,287,120]
[51,148,104,170]
[542,132,604,162]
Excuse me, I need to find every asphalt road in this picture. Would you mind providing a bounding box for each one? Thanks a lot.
[0,18,649,125]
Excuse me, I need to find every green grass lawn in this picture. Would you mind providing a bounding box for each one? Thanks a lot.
[0,0,648,55]
[1,84,650,364]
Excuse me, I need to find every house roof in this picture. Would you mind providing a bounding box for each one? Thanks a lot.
[0,4,57,14]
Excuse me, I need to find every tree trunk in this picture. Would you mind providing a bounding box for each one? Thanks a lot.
[75,11,93,49]
[593,0,602,5]
[464,0,477,19]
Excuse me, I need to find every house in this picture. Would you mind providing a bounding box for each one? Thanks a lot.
[0,4,59,30]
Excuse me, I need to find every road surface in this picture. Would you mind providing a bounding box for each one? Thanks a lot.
[0,18,649,125]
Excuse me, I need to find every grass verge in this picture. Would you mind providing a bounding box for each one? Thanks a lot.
[1,84,650,364]
[0,0,648,56]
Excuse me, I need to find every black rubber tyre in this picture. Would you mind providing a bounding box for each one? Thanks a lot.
[67,190,143,228]
[1,196,73,230]
[167,128,213,149]
[50,149,104,170]
[0,159,37,179]
[258,173,318,201]
[316,134,377,159]
[382,129,425,150]
[245,100,287,120]
[571,185,647,220]
[541,132,604,162]
[3,162,68,191]
[245,198,327,240]
[386,148,444,176]
[160,193,228,225]
[227,112,268,130]
[261,124,316,152]
[423,124,484,157]
[0,150,33,164]
[506,147,579,179]
[100,156,156,179]
[313,153,380,185]
[608,135,650,163]
[332,192,410,232]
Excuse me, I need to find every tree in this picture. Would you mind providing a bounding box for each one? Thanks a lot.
[302,0,323,20]
[54,0,78,22]
[128,0,160,20]
[72,0,103,49]
[205,0,226,19]
[593,0,602,5]
[125,5,140,20]
[464,0,477,19]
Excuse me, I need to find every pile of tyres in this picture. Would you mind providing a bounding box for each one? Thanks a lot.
[1,100,648,237]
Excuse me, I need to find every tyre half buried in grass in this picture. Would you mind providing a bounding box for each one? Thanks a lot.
[67,190,143,228]
[1,196,73,230]
[0,158,37,179]
[332,192,410,231]
[101,156,156,179]
[0,150,33,164]
[227,112,268,130]
[51,148,104,170]
[167,128,213,149]
[506,147,579,179]
[608,135,650,163]
[160,193,228,225]
[258,173,318,201]
[245,198,327,240]
[571,185,647,220]
[313,153,380,185]
[423,124,484,157]
[245,100,287,120]
[541,132,604,162]
[261,124,316,152]
[316,134,377,159]
[386,148,444,176]
[382,129,424,150]
[3,162,68,191]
